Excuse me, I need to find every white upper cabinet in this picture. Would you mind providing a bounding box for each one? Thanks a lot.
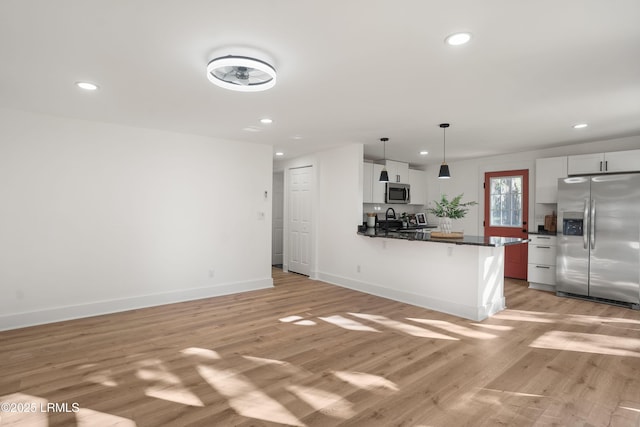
[535,156,567,203]
[363,162,373,203]
[568,149,640,175]
[363,162,386,203]
[385,160,409,183]
[372,164,386,203]
[604,149,640,173]
[408,169,427,205]
[567,153,605,175]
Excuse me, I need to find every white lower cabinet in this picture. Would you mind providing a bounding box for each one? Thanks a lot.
[528,234,557,291]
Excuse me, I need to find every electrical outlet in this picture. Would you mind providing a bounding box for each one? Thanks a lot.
[209,269,215,279]
[356,265,361,273]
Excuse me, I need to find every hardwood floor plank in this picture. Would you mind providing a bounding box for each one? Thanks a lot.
[1,269,639,426]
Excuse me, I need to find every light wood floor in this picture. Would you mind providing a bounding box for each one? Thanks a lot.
[1,269,640,426]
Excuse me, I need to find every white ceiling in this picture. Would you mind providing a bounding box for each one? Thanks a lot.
[1,1,639,168]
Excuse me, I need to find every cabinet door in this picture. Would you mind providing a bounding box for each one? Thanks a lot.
[604,149,640,173]
[535,157,567,203]
[363,162,373,203]
[408,169,427,205]
[529,244,557,265]
[372,164,386,203]
[527,264,556,285]
[567,153,605,175]
[385,160,409,183]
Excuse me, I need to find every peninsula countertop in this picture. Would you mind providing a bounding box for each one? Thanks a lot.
[357,226,527,247]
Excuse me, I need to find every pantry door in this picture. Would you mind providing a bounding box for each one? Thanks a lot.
[484,170,529,280]
[288,166,312,276]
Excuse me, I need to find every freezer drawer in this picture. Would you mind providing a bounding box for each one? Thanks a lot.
[528,264,556,285]
[529,244,557,265]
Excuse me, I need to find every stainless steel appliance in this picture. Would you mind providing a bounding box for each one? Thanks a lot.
[556,173,640,308]
[385,183,410,204]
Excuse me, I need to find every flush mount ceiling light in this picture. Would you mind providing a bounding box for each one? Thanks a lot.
[420,150,429,156]
[75,81,99,91]
[379,138,389,182]
[573,123,588,129]
[445,32,472,46]
[260,118,273,124]
[438,123,451,179]
[207,55,276,92]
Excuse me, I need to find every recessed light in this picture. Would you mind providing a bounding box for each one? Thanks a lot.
[243,126,261,132]
[275,152,284,156]
[445,32,472,46]
[419,151,429,156]
[573,123,588,129]
[75,81,99,91]
[291,135,303,140]
[260,118,273,124]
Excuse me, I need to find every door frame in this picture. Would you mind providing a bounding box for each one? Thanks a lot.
[483,168,530,280]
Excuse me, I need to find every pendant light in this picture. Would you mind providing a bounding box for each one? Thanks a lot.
[379,137,389,182]
[438,123,451,179]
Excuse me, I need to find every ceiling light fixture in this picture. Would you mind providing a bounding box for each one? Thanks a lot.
[275,152,284,156]
[75,81,99,91]
[207,55,276,92]
[438,123,451,179]
[573,123,588,129]
[379,137,389,182]
[445,32,472,46]
[420,151,429,156]
[260,118,273,124]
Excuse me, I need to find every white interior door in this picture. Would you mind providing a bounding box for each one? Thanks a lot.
[271,171,284,266]
[288,166,312,276]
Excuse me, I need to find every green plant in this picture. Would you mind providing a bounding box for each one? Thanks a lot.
[427,193,478,219]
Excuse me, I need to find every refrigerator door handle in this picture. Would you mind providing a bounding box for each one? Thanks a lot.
[583,198,589,249]
[590,199,596,249]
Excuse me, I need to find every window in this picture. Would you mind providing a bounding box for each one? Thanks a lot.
[490,175,523,227]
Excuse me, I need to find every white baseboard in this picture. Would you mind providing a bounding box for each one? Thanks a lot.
[316,272,502,321]
[528,282,556,292]
[0,278,273,332]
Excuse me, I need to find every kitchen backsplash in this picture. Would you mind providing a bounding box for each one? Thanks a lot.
[363,203,426,222]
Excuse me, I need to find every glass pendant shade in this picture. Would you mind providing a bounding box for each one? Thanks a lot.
[438,163,451,179]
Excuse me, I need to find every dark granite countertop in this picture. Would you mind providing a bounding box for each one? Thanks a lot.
[357,226,527,247]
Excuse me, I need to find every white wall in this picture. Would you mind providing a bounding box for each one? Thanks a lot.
[0,108,273,330]
[425,135,640,235]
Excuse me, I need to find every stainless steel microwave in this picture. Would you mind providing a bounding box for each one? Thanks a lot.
[386,183,410,204]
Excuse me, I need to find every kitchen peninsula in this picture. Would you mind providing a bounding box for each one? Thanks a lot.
[355,226,526,321]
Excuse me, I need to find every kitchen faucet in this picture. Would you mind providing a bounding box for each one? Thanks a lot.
[385,207,396,220]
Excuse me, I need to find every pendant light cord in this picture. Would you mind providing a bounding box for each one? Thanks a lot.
[443,127,446,163]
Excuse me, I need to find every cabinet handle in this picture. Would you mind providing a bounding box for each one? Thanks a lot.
[605,160,608,171]
[537,236,551,239]
[599,161,603,172]
[535,265,551,269]
[537,246,551,249]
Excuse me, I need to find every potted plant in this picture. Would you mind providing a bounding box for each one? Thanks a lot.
[427,193,478,234]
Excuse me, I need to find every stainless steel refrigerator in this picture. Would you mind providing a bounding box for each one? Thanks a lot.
[556,173,640,307]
